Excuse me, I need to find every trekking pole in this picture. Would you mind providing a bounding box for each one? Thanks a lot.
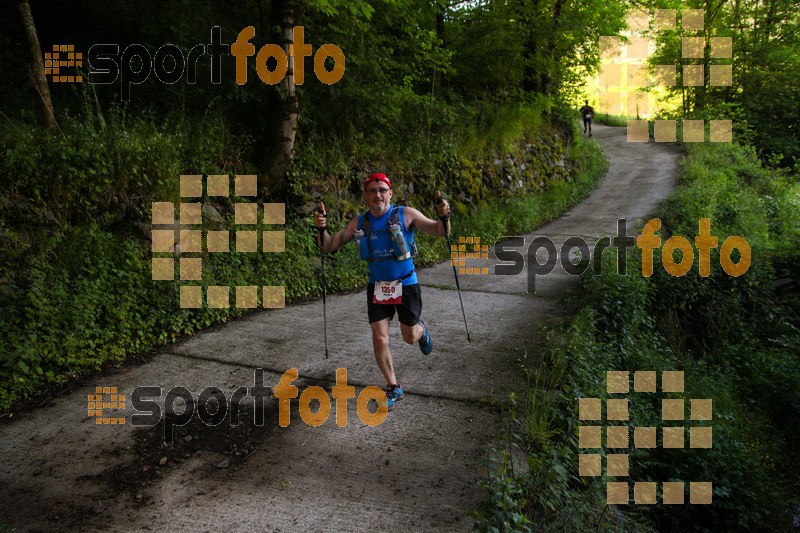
[435,195,471,343]
[315,208,329,359]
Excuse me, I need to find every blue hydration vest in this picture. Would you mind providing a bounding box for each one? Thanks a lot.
[357,205,418,285]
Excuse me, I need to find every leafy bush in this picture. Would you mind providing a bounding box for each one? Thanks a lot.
[476,140,800,531]
[0,105,250,221]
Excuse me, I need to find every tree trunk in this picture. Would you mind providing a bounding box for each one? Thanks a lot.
[17,0,56,130]
[267,0,300,188]
[540,0,566,97]
[522,0,563,97]
[522,16,539,94]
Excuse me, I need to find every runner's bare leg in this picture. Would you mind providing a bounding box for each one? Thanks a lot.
[400,322,423,345]
[371,318,397,385]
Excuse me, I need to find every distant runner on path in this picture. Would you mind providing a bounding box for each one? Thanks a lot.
[580,99,595,136]
[313,173,451,411]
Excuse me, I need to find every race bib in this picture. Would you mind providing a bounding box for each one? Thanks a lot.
[585,114,591,119]
[373,279,402,305]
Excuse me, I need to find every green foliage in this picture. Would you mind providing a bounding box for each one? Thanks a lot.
[477,139,800,531]
[593,113,636,128]
[0,102,252,407]
[472,309,654,532]
[660,142,800,264]
[0,213,351,408]
[0,105,249,221]
[497,0,627,98]
[647,0,800,166]
[0,226,164,405]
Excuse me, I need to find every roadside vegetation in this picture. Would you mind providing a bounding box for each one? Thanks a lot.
[593,113,636,128]
[472,0,800,526]
[472,139,800,532]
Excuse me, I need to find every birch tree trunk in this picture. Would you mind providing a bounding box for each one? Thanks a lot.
[268,0,300,187]
[17,0,57,130]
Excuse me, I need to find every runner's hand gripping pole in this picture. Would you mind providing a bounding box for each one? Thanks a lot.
[314,204,329,359]
[435,192,472,343]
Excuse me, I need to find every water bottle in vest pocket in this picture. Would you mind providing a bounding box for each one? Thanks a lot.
[388,222,411,260]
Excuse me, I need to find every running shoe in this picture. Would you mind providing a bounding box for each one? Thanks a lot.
[383,383,404,411]
[418,320,433,355]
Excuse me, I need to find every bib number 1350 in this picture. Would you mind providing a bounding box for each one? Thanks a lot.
[374,280,402,305]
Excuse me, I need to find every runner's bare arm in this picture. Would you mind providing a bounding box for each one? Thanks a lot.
[314,202,357,253]
[405,206,449,236]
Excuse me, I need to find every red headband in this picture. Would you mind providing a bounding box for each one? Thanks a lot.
[364,173,392,190]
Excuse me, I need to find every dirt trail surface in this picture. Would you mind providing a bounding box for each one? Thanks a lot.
[0,125,682,533]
